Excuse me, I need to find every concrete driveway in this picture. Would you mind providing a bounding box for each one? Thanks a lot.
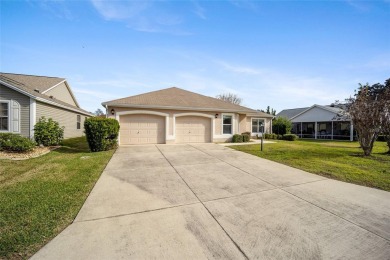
[32,144,390,259]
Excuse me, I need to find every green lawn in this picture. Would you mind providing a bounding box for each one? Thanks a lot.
[0,137,115,259]
[230,140,390,191]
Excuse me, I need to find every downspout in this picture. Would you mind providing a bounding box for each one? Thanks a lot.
[350,122,354,141]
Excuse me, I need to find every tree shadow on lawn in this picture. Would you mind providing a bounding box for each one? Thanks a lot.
[52,146,90,154]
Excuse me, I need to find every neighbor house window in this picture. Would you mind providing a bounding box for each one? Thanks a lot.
[0,102,9,131]
[223,115,232,134]
[77,115,81,129]
[252,118,264,133]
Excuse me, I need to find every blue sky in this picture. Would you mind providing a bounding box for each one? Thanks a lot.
[1,0,389,114]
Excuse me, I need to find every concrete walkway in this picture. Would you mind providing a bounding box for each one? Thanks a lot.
[32,144,390,259]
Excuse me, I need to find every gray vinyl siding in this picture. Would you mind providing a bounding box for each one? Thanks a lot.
[36,102,86,139]
[0,84,30,137]
[44,82,77,107]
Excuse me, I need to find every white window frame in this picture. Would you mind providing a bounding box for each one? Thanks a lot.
[251,118,265,134]
[222,113,234,135]
[0,100,10,132]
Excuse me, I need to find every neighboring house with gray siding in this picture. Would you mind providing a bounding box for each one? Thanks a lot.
[277,104,355,141]
[0,73,93,139]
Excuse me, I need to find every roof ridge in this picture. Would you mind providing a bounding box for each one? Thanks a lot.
[0,72,64,80]
[103,86,257,112]
[280,107,310,111]
[0,75,27,86]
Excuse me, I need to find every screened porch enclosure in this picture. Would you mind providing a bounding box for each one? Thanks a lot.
[291,121,355,140]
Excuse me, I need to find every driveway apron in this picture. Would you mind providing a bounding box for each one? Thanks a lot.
[31,144,390,260]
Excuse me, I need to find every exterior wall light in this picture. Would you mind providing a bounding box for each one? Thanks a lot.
[215,113,219,118]
[111,109,115,115]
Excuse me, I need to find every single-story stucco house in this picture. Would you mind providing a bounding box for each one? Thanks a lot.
[102,87,273,145]
[0,72,93,139]
[277,104,356,141]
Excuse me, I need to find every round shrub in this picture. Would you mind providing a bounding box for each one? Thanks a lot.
[282,134,298,141]
[84,117,119,152]
[0,133,36,152]
[273,116,292,135]
[242,133,250,142]
[34,117,64,146]
[232,134,243,143]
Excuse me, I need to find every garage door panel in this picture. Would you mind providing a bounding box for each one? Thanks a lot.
[176,116,211,143]
[120,114,165,145]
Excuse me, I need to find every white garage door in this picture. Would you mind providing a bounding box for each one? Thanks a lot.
[176,116,211,143]
[120,114,165,145]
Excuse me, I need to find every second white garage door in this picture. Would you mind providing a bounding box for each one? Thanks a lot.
[120,114,165,145]
[175,116,211,143]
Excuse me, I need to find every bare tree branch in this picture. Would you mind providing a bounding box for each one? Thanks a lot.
[343,80,389,156]
[216,93,242,105]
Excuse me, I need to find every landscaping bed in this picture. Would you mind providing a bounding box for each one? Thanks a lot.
[230,140,390,191]
[0,137,115,259]
[0,146,58,160]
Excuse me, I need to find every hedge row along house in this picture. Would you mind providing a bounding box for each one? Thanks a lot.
[0,73,93,139]
[277,104,356,141]
[102,87,274,145]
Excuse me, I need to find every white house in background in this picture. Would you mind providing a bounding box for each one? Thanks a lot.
[277,104,356,141]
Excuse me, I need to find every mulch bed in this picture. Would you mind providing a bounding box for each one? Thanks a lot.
[0,146,59,160]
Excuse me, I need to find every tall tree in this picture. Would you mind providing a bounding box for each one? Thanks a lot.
[380,78,390,153]
[216,93,242,105]
[260,106,276,115]
[94,108,105,117]
[346,82,387,156]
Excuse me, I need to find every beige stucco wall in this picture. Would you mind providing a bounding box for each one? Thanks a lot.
[108,106,272,143]
[44,82,77,107]
[0,84,31,137]
[36,102,87,139]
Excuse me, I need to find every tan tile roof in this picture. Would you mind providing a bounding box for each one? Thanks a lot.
[0,73,93,116]
[103,87,273,117]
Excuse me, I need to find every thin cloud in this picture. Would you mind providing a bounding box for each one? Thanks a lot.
[72,88,119,100]
[345,0,371,11]
[192,1,207,20]
[90,0,149,20]
[27,0,74,20]
[90,0,190,35]
[216,60,266,75]
[229,0,260,12]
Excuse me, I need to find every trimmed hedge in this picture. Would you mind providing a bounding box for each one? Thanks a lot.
[272,116,292,135]
[34,117,64,146]
[232,134,243,143]
[242,133,250,142]
[282,134,298,141]
[84,117,120,152]
[0,133,36,152]
[264,133,279,140]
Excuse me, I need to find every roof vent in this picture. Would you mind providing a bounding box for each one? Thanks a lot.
[49,95,54,99]
[34,89,40,93]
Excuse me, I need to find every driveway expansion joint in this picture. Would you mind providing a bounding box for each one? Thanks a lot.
[156,144,250,260]
[74,201,202,223]
[280,188,390,242]
[202,187,279,204]
[193,144,390,243]
[190,145,278,188]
